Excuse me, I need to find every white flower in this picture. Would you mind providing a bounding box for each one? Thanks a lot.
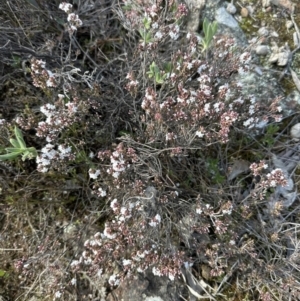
[70,260,80,267]
[154,31,163,39]
[239,52,251,64]
[152,22,159,29]
[234,97,244,104]
[67,13,77,22]
[152,266,163,276]
[120,207,127,215]
[204,103,210,113]
[123,259,132,266]
[58,144,72,155]
[71,278,77,285]
[195,131,204,138]
[108,274,120,286]
[65,102,78,113]
[169,273,175,281]
[187,62,193,70]
[98,188,107,197]
[59,2,73,13]
[110,198,118,209]
[169,31,179,40]
[243,117,254,128]
[249,105,255,115]
[213,102,220,112]
[40,104,56,117]
[238,67,247,75]
[97,269,103,277]
[112,171,120,178]
[89,169,101,179]
[54,291,62,299]
[103,226,116,239]
[149,214,161,227]
[196,208,202,214]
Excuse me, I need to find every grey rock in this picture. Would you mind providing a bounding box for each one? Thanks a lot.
[280,90,300,117]
[226,3,237,15]
[277,51,290,66]
[258,27,269,37]
[215,7,239,29]
[185,0,206,32]
[255,45,270,55]
[290,123,300,139]
[106,275,149,301]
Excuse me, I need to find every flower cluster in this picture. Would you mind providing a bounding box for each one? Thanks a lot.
[250,162,288,200]
[36,143,75,173]
[30,58,57,89]
[36,96,79,142]
[96,143,138,181]
[59,2,82,34]
[70,193,189,282]
[132,31,283,146]
[250,160,269,176]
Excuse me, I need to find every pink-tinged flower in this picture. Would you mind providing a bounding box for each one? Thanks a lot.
[149,214,161,227]
[108,274,120,286]
[59,2,72,13]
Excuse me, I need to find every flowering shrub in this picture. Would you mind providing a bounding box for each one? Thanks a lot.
[0,0,299,301]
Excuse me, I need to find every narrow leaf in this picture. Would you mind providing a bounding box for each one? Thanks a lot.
[10,138,21,148]
[4,147,23,153]
[0,152,21,161]
[14,127,27,149]
[203,18,208,34]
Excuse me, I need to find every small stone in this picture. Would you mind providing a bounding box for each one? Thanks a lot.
[240,7,249,17]
[262,0,271,7]
[290,123,300,139]
[258,27,269,37]
[269,53,279,63]
[277,51,290,66]
[270,31,279,38]
[227,3,237,14]
[246,5,255,15]
[270,0,295,12]
[256,45,270,55]
[286,20,293,30]
[293,32,300,47]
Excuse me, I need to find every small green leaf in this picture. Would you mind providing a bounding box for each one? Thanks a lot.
[0,269,6,277]
[155,73,164,84]
[164,62,172,73]
[139,29,145,40]
[143,17,151,30]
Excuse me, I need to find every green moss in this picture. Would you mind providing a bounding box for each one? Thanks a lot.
[238,2,300,94]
